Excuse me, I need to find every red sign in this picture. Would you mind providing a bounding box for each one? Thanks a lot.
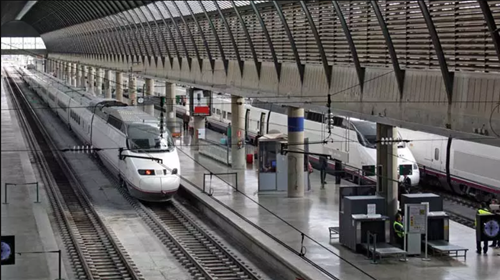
[194,106,210,115]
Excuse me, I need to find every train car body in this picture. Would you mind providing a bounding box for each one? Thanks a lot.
[399,128,500,201]
[175,95,420,187]
[22,69,181,202]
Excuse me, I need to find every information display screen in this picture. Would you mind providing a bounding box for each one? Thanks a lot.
[189,88,212,116]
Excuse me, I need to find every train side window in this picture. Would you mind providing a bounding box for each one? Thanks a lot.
[227,112,231,119]
[107,115,123,131]
[434,148,439,161]
[216,109,221,115]
[222,111,226,119]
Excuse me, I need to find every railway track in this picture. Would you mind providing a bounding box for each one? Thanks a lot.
[113,173,265,280]
[5,68,143,280]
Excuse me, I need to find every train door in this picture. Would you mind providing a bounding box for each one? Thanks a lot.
[259,112,266,135]
[430,139,443,171]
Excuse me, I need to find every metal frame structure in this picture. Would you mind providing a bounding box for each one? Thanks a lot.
[16,0,499,101]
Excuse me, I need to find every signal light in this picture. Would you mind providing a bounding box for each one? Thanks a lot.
[138,169,155,176]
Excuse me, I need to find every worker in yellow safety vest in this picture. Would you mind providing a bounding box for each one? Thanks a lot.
[476,202,492,254]
[393,213,405,248]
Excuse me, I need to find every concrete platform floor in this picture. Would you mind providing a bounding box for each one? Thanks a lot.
[1,77,70,280]
[175,130,500,280]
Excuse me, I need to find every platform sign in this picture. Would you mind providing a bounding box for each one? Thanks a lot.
[1,235,15,265]
[407,204,427,234]
[189,88,212,117]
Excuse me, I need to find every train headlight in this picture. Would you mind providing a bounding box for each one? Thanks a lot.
[138,169,155,175]
[172,168,178,175]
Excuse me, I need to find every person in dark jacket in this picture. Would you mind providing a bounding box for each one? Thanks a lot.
[319,156,328,187]
[182,113,190,131]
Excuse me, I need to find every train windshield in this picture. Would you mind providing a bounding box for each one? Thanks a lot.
[127,123,175,153]
[351,121,377,148]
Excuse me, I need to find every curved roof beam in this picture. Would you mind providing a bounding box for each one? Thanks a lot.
[158,1,191,70]
[89,2,125,59]
[133,0,162,65]
[332,1,365,93]
[273,0,304,84]
[99,1,134,61]
[300,1,331,88]
[197,0,228,75]
[370,0,405,97]
[171,1,203,71]
[70,1,110,55]
[478,0,500,63]
[151,1,180,68]
[140,2,171,67]
[111,1,143,62]
[213,1,244,77]
[232,1,261,78]
[106,1,140,61]
[250,0,280,81]
[183,0,215,72]
[418,0,454,103]
[120,1,152,64]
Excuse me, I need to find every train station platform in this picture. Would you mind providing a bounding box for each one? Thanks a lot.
[175,130,500,280]
[1,77,69,280]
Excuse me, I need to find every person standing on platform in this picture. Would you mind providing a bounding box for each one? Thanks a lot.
[182,112,190,131]
[393,213,405,248]
[319,156,328,188]
[476,202,491,254]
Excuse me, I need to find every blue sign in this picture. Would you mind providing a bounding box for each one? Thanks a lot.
[1,235,15,265]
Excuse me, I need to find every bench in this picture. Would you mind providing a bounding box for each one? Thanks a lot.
[328,227,339,240]
[426,240,468,260]
[362,242,407,263]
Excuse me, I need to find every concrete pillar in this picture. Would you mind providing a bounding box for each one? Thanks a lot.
[104,69,112,99]
[76,64,82,87]
[164,82,178,136]
[128,75,136,105]
[88,67,95,95]
[66,62,71,84]
[287,107,305,198]
[59,61,64,80]
[376,123,398,239]
[115,72,123,101]
[193,116,205,150]
[95,68,102,96]
[231,95,246,169]
[71,63,77,86]
[145,78,155,115]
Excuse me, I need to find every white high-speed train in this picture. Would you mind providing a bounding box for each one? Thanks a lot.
[21,68,181,202]
[175,95,420,187]
[399,129,500,202]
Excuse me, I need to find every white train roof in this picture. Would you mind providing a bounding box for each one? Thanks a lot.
[104,106,157,124]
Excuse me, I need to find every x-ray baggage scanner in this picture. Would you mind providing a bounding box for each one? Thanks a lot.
[257,133,310,193]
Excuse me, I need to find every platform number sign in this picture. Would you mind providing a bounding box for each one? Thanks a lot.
[1,235,15,265]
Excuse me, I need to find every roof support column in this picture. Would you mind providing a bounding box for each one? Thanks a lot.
[66,62,72,85]
[376,123,398,242]
[128,74,136,106]
[71,63,77,87]
[145,78,155,116]
[164,82,179,137]
[58,61,63,80]
[104,69,112,99]
[88,66,95,95]
[115,71,123,102]
[231,95,246,170]
[79,65,85,88]
[95,68,102,96]
[288,107,305,198]
[192,116,205,151]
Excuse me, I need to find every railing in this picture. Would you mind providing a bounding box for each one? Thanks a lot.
[198,138,231,166]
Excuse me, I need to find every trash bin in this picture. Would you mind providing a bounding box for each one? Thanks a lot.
[246,154,253,164]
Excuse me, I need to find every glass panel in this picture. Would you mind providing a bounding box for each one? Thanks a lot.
[23,37,35,49]
[35,37,46,49]
[127,123,175,152]
[11,38,23,50]
[1,38,11,49]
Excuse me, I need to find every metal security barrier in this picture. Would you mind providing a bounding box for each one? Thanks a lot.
[198,138,232,166]
[3,182,40,204]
